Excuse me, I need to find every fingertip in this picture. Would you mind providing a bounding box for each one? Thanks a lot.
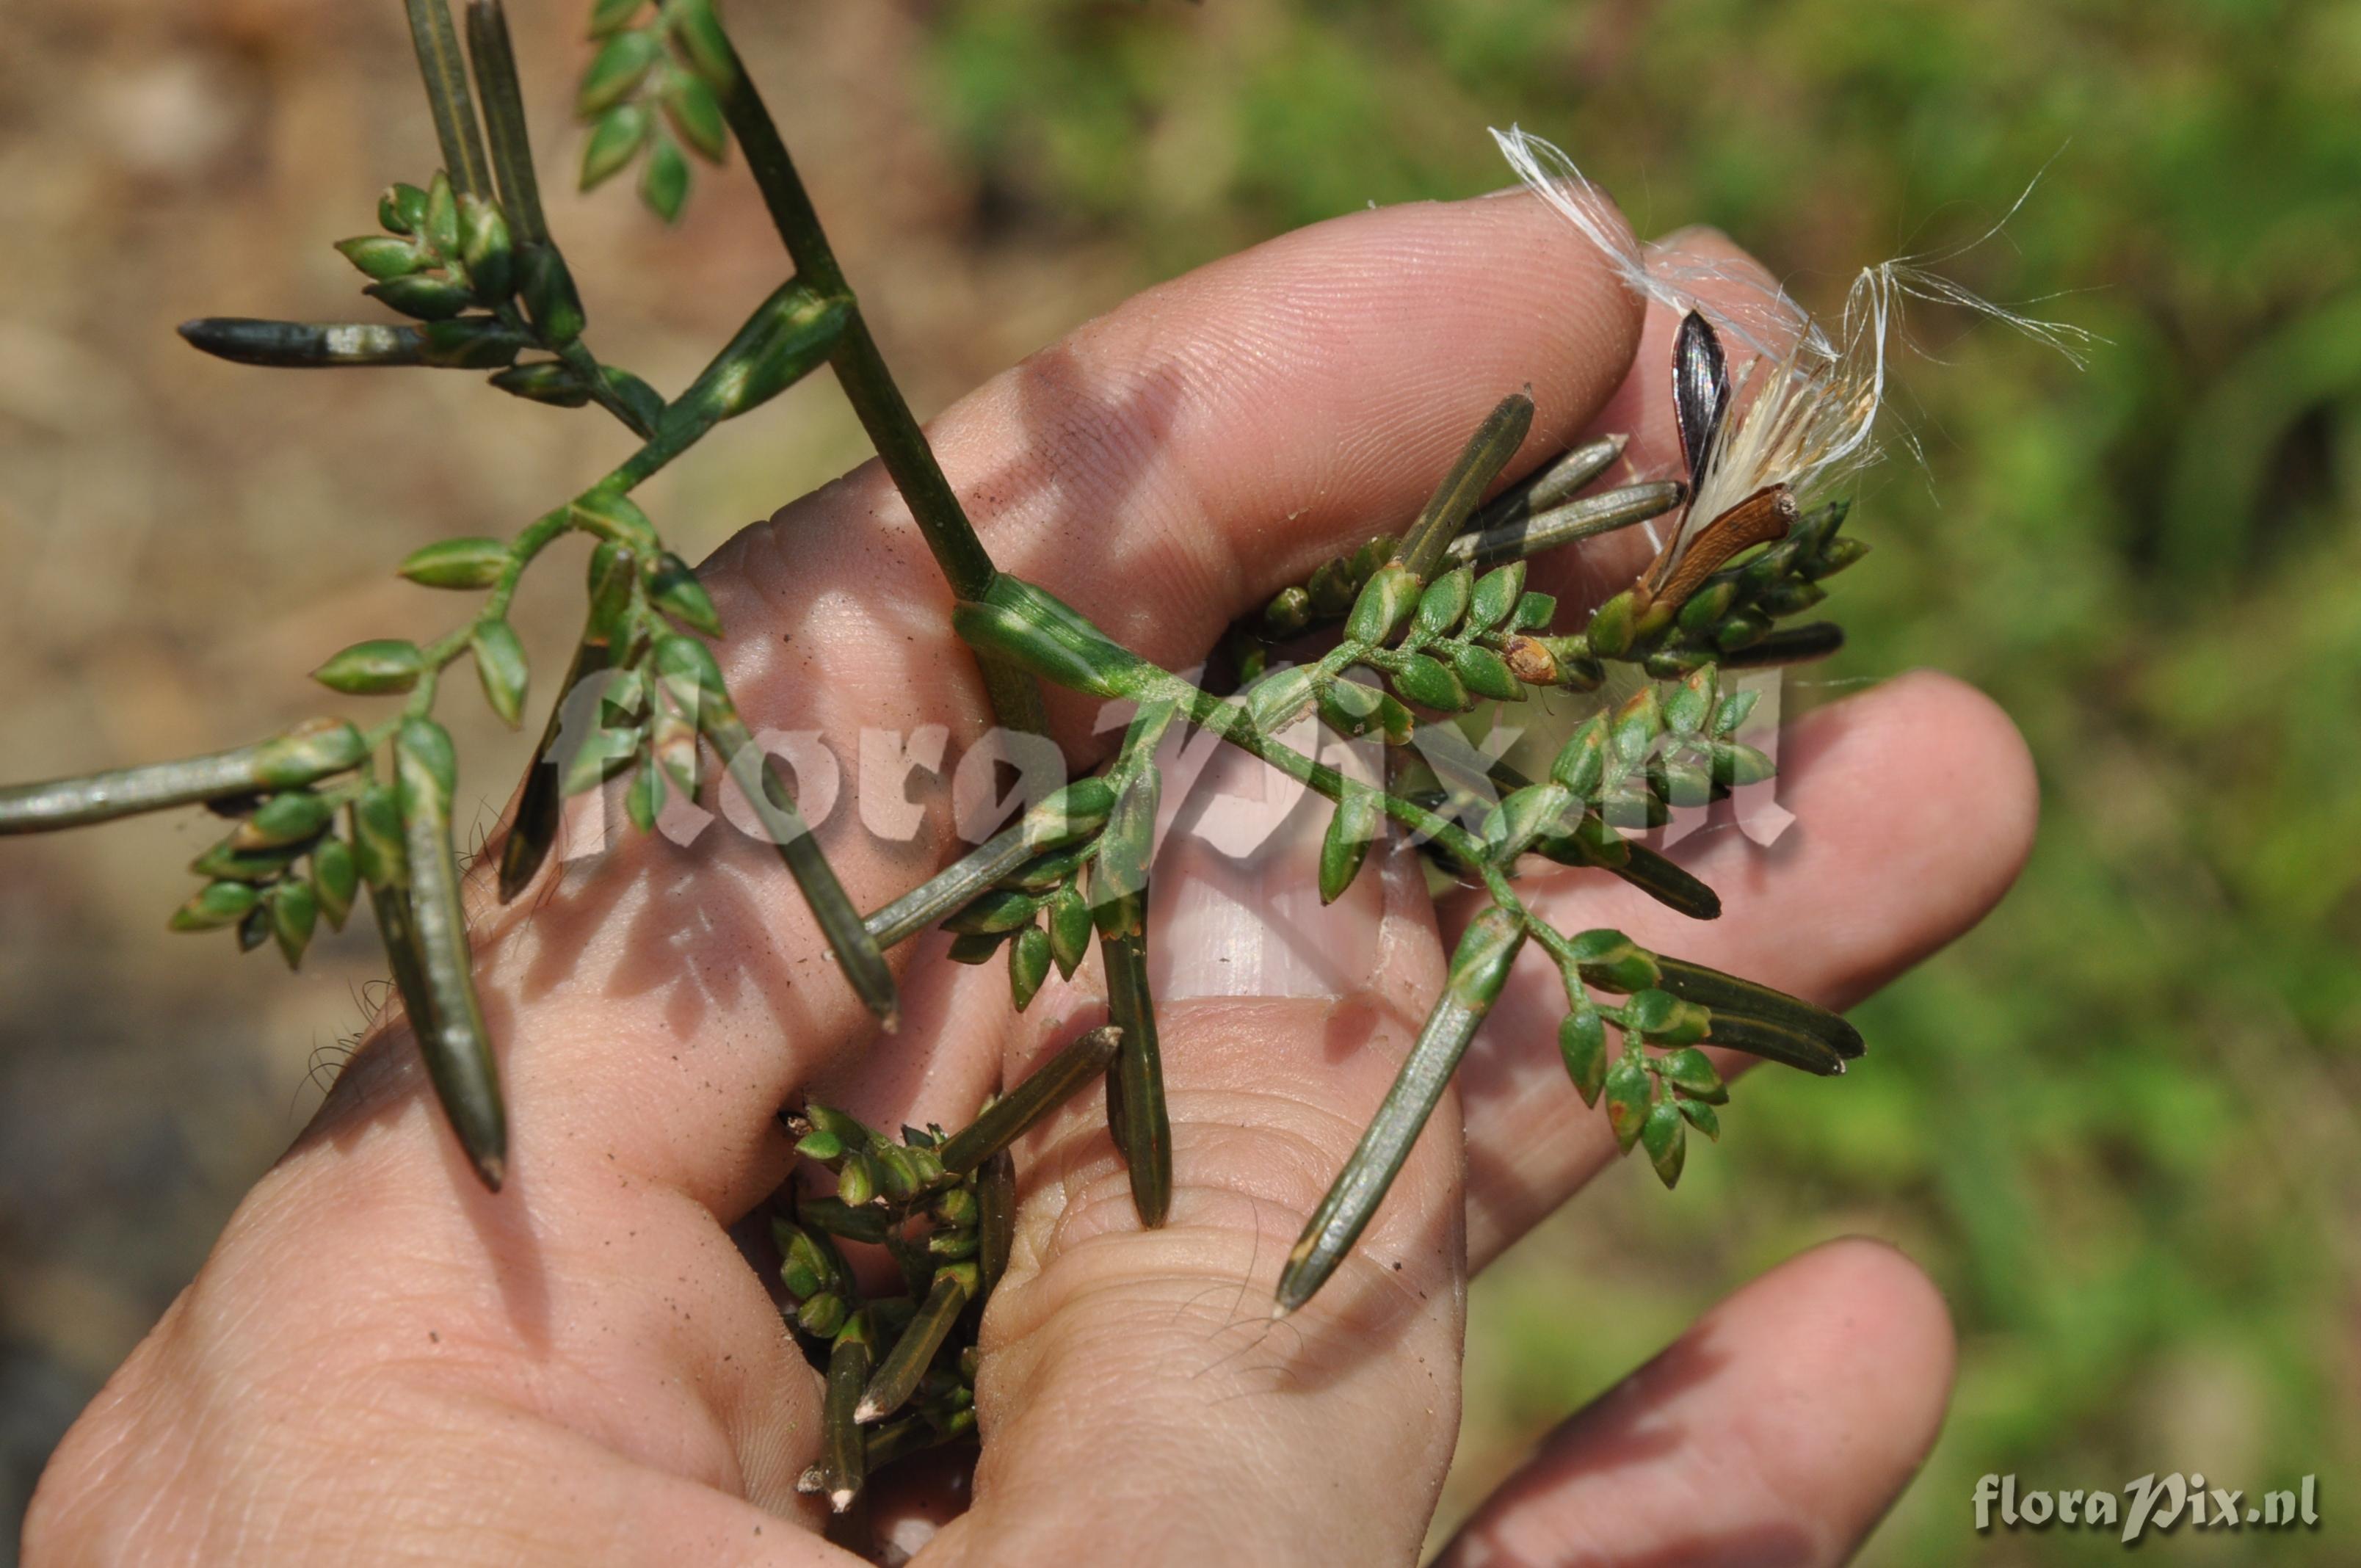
[1777,1237,1958,1456]
[1794,668,2039,929]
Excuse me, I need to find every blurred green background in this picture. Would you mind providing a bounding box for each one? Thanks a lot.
[3,0,2356,1561]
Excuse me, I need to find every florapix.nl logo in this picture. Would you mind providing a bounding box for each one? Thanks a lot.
[1973,1472,2320,1545]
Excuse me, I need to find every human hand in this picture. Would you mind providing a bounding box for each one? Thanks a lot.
[26,185,2034,1565]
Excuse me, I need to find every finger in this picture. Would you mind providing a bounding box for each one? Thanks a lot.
[1450,671,2037,1268]
[1435,1239,1956,1568]
[913,743,1462,1566]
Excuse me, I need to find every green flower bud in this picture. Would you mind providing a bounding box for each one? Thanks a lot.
[1611,684,1663,764]
[1390,652,1468,712]
[1484,781,1571,854]
[1677,578,1742,636]
[270,879,319,970]
[366,275,475,322]
[189,838,304,882]
[1564,927,1659,992]
[1709,740,1777,788]
[664,75,728,162]
[601,364,667,429]
[398,537,510,589]
[1467,561,1527,632]
[797,1291,848,1338]
[350,783,406,888]
[1559,1010,1608,1106]
[471,619,530,728]
[1244,665,1314,734]
[648,552,722,638]
[489,358,590,407]
[379,182,429,236]
[169,879,261,932]
[946,931,1009,965]
[1346,562,1420,646]
[1008,925,1052,1012]
[1305,558,1354,617]
[457,193,514,300]
[1261,585,1313,638]
[1446,905,1525,1012]
[578,28,661,115]
[580,102,651,191]
[313,639,424,695]
[1319,789,1381,906]
[336,235,427,282]
[1603,1056,1650,1153]
[943,889,1042,936]
[1715,610,1772,651]
[1509,588,1556,632]
[422,172,460,255]
[1415,567,1473,637]
[231,788,336,850]
[311,835,358,930]
[1586,589,1639,658]
[1658,1046,1726,1102]
[1025,776,1117,849]
[669,0,734,84]
[1678,1098,1721,1140]
[951,576,1145,700]
[1452,642,1524,702]
[1642,1098,1686,1185]
[518,244,587,344]
[1310,676,1377,738]
[1758,579,1828,617]
[1551,715,1609,797]
[1810,535,1871,578]
[1046,883,1092,979]
[1664,666,1718,734]
[252,719,371,788]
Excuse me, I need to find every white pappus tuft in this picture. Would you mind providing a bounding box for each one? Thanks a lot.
[1490,125,2092,606]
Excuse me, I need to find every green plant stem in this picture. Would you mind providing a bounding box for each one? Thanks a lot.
[704,22,1043,734]
[402,0,493,199]
[1130,667,1522,913]
[460,0,548,243]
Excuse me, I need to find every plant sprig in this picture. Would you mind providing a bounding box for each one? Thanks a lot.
[0,0,1876,1337]
[775,1026,1121,1513]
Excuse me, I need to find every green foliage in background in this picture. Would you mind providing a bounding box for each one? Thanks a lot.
[924,1,2360,1559]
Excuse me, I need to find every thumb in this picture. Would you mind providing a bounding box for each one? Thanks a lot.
[921,738,1458,1565]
